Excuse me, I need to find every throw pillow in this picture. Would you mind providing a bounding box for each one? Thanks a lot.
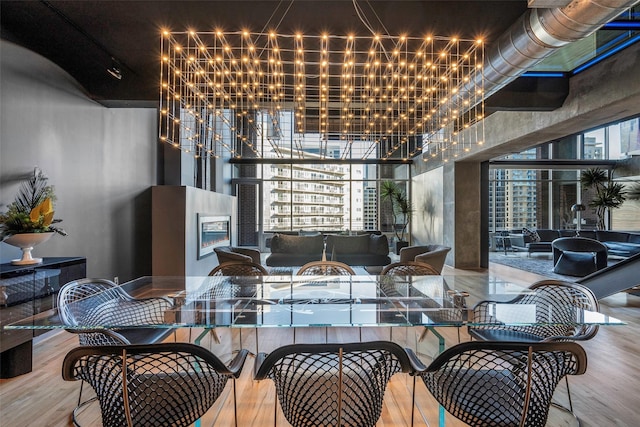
[522,227,541,242]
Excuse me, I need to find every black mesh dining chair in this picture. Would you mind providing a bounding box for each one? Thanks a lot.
[467,279,599,414]
[57,278,177,423]
[419,341,587,427]
[62,343,249,427]
[254,341,423,427]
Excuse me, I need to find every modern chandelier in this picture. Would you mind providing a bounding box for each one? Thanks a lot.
[159,29,485,162]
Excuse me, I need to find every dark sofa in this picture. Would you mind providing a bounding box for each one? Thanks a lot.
[265,233,391,267]
[508,229,640,257]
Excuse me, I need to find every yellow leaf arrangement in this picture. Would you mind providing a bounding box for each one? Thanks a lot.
[29,198,55,226]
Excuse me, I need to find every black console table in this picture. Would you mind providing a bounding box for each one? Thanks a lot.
[0,257,86,378]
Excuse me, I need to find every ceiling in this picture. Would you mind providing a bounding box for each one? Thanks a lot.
[1,1,529,105]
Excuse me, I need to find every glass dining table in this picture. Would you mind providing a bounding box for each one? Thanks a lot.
[7,273,624,348]
[5,274,625,427]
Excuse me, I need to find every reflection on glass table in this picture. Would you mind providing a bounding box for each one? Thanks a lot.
[7,274,623,334]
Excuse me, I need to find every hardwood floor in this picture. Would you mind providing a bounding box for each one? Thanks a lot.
[1,263,639,426]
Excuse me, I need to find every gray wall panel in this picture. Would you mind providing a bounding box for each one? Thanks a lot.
[0,40,156,281]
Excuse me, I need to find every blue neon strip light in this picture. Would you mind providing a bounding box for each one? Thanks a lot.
[572,34,640,75]
[603,21,640,29]
[521,72,566,78]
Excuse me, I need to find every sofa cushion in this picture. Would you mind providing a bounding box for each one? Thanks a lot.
[326,234,370,254]
[559,229,578,238]
[368,234,389,255]
[597,231,630,243]
[265,253,323,267]
[628,234,640,244]
[577,230,597,240]
[603,242,640,257]
[331,253,391,266]
[270,234,323,254]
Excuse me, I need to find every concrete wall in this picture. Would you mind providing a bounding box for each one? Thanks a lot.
[411,167,444,244]
[151,186,237,276]
[0,41,157,281]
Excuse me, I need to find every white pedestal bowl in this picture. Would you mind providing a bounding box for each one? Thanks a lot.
[3,232,54,265]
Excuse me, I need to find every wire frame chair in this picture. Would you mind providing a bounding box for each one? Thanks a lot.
[468,279,599,343]
[468,279,599,414]
[57,279,177,425]
[62,343,249,427]
[57,278,175,346]
[297,260,356,275]
[419,341,587,427]
[254,341,422,427]
[381,261,440,276]
[209,261,268,276]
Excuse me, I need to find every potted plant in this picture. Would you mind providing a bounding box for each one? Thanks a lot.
[380,180,412,254]
[1,168,66,264]
[580,167,626,230]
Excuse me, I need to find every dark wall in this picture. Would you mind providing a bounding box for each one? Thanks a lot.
[0,40,157,281]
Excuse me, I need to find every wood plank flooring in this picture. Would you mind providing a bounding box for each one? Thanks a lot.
[1,263,639,426]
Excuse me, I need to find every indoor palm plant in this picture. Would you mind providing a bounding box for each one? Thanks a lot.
[1,169,66,264]
[580,167,626,230]
[380,180,412,253]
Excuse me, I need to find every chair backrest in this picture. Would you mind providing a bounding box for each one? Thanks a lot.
[62,343,249,427]
[413,246,451,273]
[472,279,600,341]
[528,279,600,340]
[209,261,268,276]
[57,278,174,345]
[420,341,587,427]
[57,278,122,326]
[214,246,262,264]
[399,244,450,264]
[254,341,418,427]
[297,260,356,275]
[381,261,440,276]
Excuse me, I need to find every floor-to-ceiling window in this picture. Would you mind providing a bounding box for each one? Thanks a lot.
[230,109,411,247]
[489,116,640,235]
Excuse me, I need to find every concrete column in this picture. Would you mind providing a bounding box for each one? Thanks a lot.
[443,161,485,269]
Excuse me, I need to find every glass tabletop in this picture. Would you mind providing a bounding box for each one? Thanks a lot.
[4,275,624,330]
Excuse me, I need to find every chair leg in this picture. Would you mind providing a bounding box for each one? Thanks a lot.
[76,381,84,407]
[71,382,98,427]
[233,378,238,427]
[411,375,416,427]
[565,376,574,413]
[274,392,278,427]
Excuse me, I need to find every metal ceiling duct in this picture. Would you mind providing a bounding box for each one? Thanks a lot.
[481,0,640,98]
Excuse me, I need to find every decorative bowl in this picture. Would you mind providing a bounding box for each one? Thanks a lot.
[3,232,54,265]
